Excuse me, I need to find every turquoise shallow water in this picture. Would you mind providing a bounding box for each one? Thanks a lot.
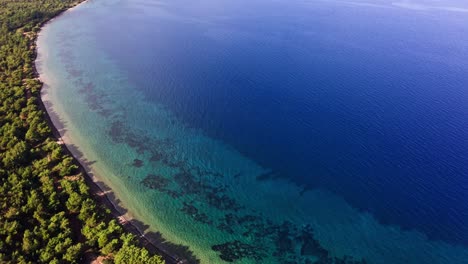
[37,0,468,263]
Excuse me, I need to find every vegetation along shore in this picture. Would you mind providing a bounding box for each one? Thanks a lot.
[0,0,175,263]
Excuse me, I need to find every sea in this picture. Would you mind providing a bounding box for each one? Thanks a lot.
[36,0,468,263]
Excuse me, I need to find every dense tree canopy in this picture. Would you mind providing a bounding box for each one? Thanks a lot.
[0,0,164,263]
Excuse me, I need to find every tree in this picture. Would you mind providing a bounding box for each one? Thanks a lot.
[25,123,40,142]
[101,238,119,255]
[56,156,78,177]
[22,229,39,254]
[114,245,164,264]
[0,0,165,262]
[2,140,28,167]
[63,243,82,263]
[66,192,82,213]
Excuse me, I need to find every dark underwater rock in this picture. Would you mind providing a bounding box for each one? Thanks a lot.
[132,158,144,167]
[141,174,170,190]
[180,202,212,225]
[211,240,265,262]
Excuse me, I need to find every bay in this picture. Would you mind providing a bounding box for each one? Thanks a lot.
[37,0,468,262]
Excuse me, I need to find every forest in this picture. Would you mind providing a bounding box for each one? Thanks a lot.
[0,0,164,263]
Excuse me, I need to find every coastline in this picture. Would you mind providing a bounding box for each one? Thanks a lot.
[33,2,186,264]
[27,1,468,263]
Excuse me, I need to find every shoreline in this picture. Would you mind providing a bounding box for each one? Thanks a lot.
[33,2,187,264]
[28,1,468,264]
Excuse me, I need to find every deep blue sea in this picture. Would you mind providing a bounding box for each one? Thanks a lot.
[37,0,468,263]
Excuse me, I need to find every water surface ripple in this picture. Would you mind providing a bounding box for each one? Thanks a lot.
[37,0,468,263]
